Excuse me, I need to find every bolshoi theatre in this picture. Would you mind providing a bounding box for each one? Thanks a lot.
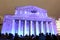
[1,6,57,36]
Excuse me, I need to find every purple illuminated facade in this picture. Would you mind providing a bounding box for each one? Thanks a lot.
[1,6,57,36]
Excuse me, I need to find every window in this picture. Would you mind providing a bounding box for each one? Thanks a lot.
[31,10,37,13]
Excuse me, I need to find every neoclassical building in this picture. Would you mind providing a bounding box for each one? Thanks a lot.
[1,6,57,36]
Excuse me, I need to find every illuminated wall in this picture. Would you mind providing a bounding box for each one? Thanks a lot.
[1,6,57,36]
[56,18,60,35]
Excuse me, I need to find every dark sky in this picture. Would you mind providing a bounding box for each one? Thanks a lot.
[0,0,60,19]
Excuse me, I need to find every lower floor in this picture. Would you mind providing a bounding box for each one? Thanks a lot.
[1,19,57,36]
[11,19,57,36]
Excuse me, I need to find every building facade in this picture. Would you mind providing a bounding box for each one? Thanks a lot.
[1,6,57,36]
[56,18,60,35]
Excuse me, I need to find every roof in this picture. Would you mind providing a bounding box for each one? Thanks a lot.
[16,6,47,13]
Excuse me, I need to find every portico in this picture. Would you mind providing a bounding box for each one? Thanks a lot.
[11,19,55,36]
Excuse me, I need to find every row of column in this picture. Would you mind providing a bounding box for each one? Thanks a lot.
[11,20,54,36]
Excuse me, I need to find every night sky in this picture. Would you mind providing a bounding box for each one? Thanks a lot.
[0,0,60,20]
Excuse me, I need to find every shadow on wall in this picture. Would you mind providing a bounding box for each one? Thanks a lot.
[0,16,3,32]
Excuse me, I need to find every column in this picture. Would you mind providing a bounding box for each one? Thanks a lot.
[50,22,54,34]
[39,22,41,34]
[18,20,21,35]
[34,21,36,36]
[41,21,44,33]
[24,20,27,36]
[21,20,24,36]
[11,19,15,35]
[30,21,33,35]
[46,21,50,33]
[29,21,30,36]
[36,21,39,35]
